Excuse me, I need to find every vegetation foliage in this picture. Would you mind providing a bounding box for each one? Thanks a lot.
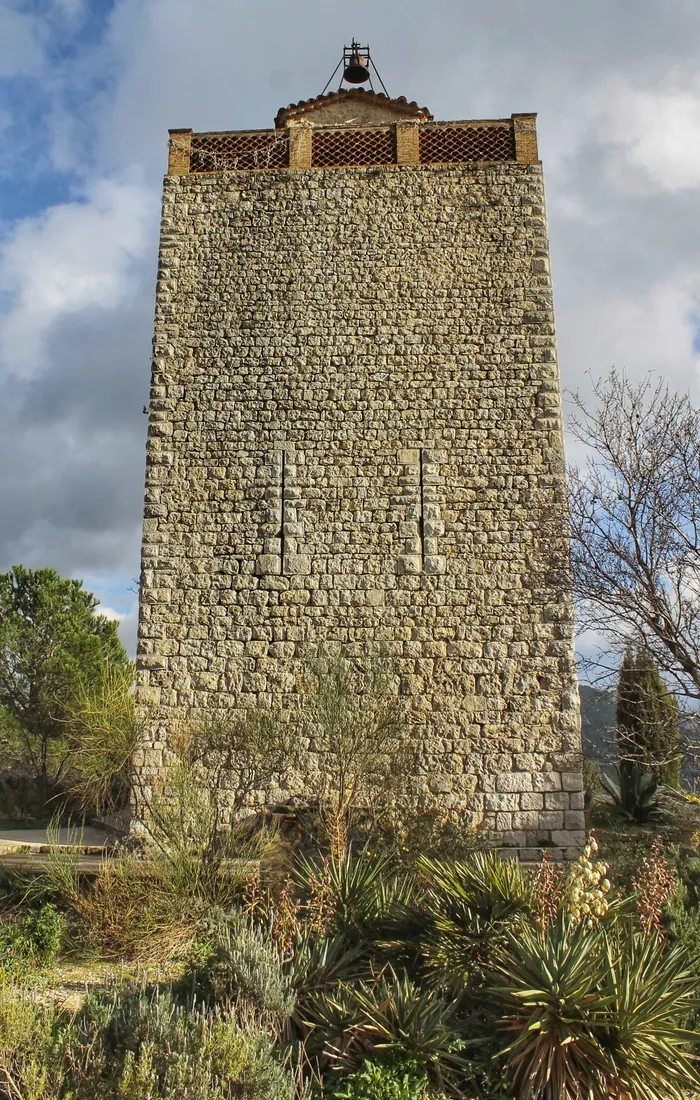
[0,565,131,806]
[616,645,681,788]
[2,647,700,1099]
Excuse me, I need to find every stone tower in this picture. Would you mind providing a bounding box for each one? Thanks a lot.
[134,78,584,858]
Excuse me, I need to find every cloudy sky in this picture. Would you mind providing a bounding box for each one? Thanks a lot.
[1,0,700,657]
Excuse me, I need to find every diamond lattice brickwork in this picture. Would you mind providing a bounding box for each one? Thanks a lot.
[311,128,395,167]
[190,133,289,172]
[419,125,515,164]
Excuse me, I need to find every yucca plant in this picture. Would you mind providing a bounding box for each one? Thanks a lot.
[286,929,369,1046]
[488,912,700,1100]
[601,765,664,824]
[593,922,700,1099]
[295,848,416,945]
[418,851,532,989]
[490,914,613,1099]
[324,970,469,1093]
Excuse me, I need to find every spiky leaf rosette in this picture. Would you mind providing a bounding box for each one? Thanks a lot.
[489,913,700,1100]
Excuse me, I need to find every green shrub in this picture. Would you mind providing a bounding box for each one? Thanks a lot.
[138,751,281,915]
[177,911,295,1025]
[61,985,295,1100]
[0,903,64,979]
[582,757,602,796]
[318,970,469,1093]
[0,983,296,1100]
[0,988,61,1099]
[63,662,139,813]
[20,763,280,963]
[330,1058,447,1099]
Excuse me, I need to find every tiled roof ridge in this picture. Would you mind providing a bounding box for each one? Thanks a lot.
[275,88,433,129]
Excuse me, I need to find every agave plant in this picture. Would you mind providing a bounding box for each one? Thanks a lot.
[294,847,417,946]
[418,852,532,923]
[601,766,664,824]
[488,912,700,1100]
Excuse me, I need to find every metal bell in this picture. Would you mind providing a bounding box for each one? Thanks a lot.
[343,51,370,84]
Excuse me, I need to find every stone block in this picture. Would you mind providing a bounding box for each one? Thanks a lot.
[485,792,519,812]
[283,554,311,575]
[532,772,562,792]
[538,811,564,830]
[497,772,534,793]
[520,792,544,811]
[544,791,569,810]
[551,830,586,849]
[520,848,546,863]
[256,554,281,576]
[397,555,422,575]
[561,771,584,792]
[365,589,385,607]
[564,810,586,830]
[500,831,527,848]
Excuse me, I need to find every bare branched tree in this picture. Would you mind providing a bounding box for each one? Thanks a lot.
[568,370,700,704]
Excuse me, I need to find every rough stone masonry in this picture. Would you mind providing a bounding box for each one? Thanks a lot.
[134,87,584,858]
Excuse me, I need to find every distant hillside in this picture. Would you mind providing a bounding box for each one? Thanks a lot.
[579,684,616,763]
[579,683,699,784]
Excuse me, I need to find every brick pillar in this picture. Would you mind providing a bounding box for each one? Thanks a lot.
[396,121,420,165]
[168,129,192,175]
[288,123,312,168]
[512,114,538,163]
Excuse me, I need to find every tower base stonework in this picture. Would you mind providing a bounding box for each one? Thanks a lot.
[134,90,584,858]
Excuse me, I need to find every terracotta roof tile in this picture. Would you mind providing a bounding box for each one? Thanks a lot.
[275,88,433,129]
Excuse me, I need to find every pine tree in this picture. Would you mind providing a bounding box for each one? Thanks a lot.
[616,646,681,788]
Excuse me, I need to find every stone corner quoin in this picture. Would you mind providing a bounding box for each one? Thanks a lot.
[133,94,583,858]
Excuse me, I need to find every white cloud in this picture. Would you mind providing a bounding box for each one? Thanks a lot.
[96,599,139,656]
[0,175,158,377]
[98,605,127,621]
[593,70,700,193]
[559,272,700,399]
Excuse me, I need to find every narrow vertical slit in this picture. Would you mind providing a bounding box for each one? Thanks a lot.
[418,448,425,567]
[280,450,286,553]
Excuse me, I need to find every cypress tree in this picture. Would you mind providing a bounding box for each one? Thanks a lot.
[616,646,681,788]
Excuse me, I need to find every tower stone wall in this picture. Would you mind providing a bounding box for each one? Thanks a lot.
[135,95,583,858]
